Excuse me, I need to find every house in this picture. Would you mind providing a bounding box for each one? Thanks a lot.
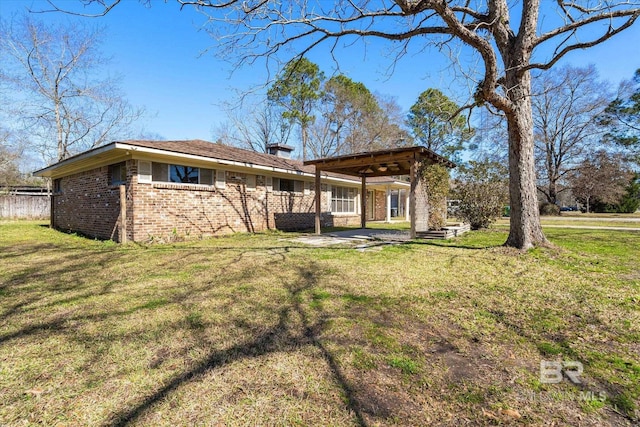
[33,140,421,242]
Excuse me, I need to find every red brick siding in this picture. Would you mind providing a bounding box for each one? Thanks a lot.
[132,172,276,240]
[415,162,430,232]
[52,162,133,240]
[374,190,386,221]
[53,161,363,242]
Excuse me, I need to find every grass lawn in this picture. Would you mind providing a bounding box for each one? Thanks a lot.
[1,221,638,426]
[493,218,640,229]
[559,212,640,219]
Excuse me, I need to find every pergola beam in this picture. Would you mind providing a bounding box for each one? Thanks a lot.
[304,146,456,239]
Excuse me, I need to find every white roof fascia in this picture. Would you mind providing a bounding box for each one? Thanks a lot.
[33,143,118,177]
[120,143,310,176]
[36,142,408,188]
[119,143,366,186]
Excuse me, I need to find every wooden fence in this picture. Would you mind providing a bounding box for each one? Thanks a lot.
[0,193,50,219]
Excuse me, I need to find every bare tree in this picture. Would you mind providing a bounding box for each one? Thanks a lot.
[0,126,44,186]
[570,151,632,213]
[0,129,23,187]
[51,0,640,249]
[353,93,411,152]
[0,15,144,162]
[533,65,613,205]
[469,108,508,163]
[310,74,380,157]
[213,101,291,153]
[306,77,409,158]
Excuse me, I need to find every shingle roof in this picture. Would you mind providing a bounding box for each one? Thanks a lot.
[119,140,404,184]
[121,139,312,173]
[34,138,410,186]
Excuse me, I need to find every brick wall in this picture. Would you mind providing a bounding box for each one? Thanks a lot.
[132,172,275,240]
[52,163,130,240]
[53,161,363,242]
[373,190,387,221]
[414,162,430,232]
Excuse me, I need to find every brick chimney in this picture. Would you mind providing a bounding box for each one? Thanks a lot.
[266,143,294,159]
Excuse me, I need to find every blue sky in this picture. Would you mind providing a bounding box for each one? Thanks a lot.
[2,0,639,147]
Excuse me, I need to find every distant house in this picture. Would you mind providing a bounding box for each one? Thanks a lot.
[34,140,414,242]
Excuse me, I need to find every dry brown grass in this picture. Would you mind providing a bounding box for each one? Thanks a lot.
[1,221,638,426]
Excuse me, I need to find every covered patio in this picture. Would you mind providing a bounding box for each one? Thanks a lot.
[304,146,456,239]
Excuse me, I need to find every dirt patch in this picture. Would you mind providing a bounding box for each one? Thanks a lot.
[352,369,424,421]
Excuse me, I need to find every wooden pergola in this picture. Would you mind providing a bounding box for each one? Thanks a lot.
[303,146,456,239]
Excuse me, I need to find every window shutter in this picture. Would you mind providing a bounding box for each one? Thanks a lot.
[265,176,273,191]
[294,180,303,193]
[246,174,256,190]
[200,168,214,185]
[138,161,152,183]
[216,169,226,189]
[152,162,168,182]
[304,181,311,195]
[271,177,279,192]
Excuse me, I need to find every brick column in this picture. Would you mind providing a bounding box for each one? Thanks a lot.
[410,159,430,237]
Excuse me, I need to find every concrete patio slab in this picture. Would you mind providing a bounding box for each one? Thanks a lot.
[289,228,411,248]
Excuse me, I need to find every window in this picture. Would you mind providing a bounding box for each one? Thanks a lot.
[150,162,215,185]
[331,186,356,213]
[109,162,127,185]
[273,177,303,193]
[53,179,61,193]
[170,165,199,184]
[279,178,295,192]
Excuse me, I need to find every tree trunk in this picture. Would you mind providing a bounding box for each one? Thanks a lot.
[547,179,557,205]
[504,72,548,249]
[586,196,590,214]
[55,98,64,161]
[301,125,308,161]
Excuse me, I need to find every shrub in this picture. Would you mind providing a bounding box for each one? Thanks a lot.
[422,163,450,230]
[453,160,508,230]
[539,202,560,216]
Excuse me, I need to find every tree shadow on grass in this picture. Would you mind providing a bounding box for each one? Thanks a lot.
[104,261,367,427]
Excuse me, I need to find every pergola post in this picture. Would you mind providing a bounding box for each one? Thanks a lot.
[315,168,322,235]
[405,190,410,222]
[302,146,456,239]
[361,175,367,229]
[409,158,417,239]
[119,184,127,244]
[385,185,392,223]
